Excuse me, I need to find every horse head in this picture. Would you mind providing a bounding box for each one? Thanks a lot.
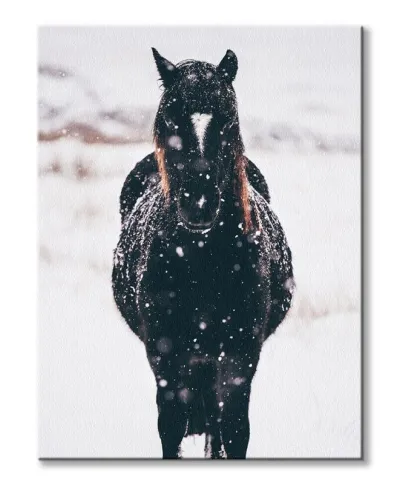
[152,48,251,232]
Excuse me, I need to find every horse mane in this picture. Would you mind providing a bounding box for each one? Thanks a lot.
[153,134,253,233]
[154,145,169,196]
[234,152,252,233]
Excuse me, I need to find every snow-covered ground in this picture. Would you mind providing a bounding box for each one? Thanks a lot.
[38,141,360,458]
[38,27,361,458]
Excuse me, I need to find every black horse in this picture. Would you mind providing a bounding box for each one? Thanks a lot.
[112,48,294,459]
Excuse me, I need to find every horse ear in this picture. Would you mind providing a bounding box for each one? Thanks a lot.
[151,48,176,88]
[217,49,238,83]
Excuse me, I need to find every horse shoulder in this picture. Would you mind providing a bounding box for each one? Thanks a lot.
[246,166,294,337]
[119,152,158,223]
[261,203,294,337]
[245,157,271,204]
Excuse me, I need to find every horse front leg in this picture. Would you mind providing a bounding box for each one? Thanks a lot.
[215,354,257,459]
[148,349,189,459]
[203,383,224,458]
[156,374,189,459]
[219,381,251,459]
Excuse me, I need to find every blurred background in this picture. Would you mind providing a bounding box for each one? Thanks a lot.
[38,27,361,458]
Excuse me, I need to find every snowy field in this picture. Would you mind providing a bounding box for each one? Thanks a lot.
[38,27,361,459]
[38,141,360,458]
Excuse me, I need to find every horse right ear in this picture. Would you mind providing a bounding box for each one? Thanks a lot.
[151,48,176,88]
[217,49,238,83]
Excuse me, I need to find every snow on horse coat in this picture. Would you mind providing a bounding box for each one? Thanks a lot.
[112,48,294,459]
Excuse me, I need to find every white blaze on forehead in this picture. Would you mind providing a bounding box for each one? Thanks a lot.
[190,113,212,155]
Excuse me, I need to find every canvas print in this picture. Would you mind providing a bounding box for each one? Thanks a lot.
[38,27,361,459]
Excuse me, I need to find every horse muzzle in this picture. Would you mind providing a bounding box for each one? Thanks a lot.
[177,187,221,231]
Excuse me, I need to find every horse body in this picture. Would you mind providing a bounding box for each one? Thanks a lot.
[112,49,293,458]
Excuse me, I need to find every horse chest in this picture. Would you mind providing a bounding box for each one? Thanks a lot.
[138,228,270,347]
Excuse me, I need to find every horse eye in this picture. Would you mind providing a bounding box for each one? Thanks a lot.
[165,116,177,130]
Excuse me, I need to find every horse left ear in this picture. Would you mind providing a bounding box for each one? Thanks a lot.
[217,49,238,83]
[152,47,176,88]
